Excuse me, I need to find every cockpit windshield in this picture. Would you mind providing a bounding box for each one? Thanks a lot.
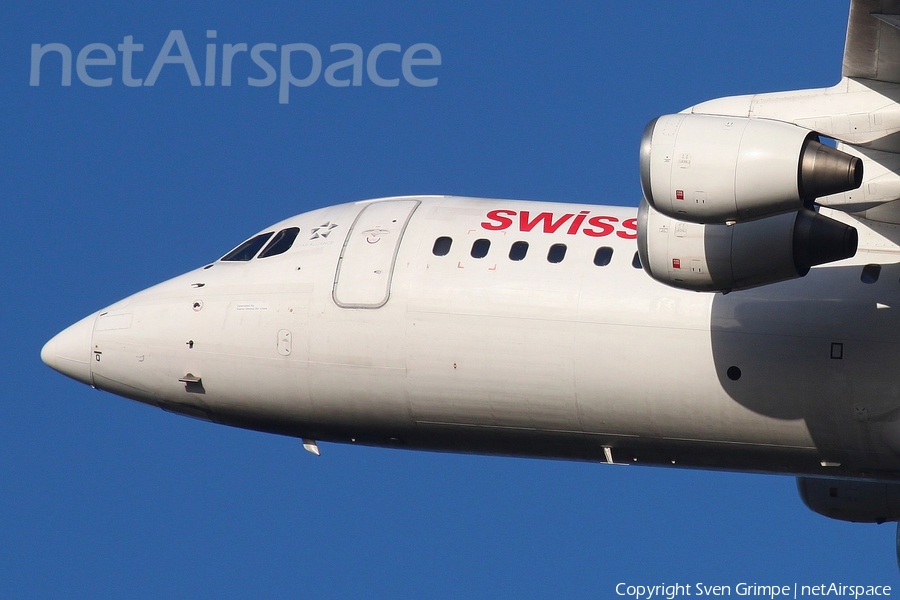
[220,232,273,261]
[258,227,300,258]
[219,226,302,262]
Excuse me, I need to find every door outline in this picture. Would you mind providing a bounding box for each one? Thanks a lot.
[332,199,421,309]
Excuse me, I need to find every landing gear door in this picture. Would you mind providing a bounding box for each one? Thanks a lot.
[332,199,420,308]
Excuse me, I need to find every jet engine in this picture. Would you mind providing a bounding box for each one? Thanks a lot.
[640,114,863,224]
[798,477,900,524]
[636,198,858,293]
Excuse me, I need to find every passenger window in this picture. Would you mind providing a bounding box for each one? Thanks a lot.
[593,247,614,267]
[471,239,491,259]
[220,232,274,261]
[861,264,881,284]
[433,236,452,256]
[547,243,567,264]
[509,241,529,261]
[632,251,642,269]
[259,227,300,258]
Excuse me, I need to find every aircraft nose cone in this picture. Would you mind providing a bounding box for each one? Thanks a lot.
[41,313,96,386]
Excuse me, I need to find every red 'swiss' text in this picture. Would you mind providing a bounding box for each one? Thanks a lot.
[481,209,637,239]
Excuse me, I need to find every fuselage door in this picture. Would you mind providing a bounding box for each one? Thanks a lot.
[332,199,420,308]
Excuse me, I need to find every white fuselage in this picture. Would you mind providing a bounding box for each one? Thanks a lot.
[43,196,900,480]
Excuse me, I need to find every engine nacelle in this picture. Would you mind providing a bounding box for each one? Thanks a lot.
[640,114,863,224]
[636,198,858,293]
[798,477,900,523]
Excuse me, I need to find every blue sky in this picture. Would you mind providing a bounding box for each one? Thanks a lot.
[3,1,896,597]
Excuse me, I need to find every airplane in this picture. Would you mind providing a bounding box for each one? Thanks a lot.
[40,0,900,568]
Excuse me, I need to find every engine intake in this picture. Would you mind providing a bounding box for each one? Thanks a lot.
[637,198,858,293]
[640,114,863,224]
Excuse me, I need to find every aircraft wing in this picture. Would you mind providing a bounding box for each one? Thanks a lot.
[679,2,900,227]
[843,0,900,83]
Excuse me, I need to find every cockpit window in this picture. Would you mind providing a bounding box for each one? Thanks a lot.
[259,227,300,258]
[220,232,273,261]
